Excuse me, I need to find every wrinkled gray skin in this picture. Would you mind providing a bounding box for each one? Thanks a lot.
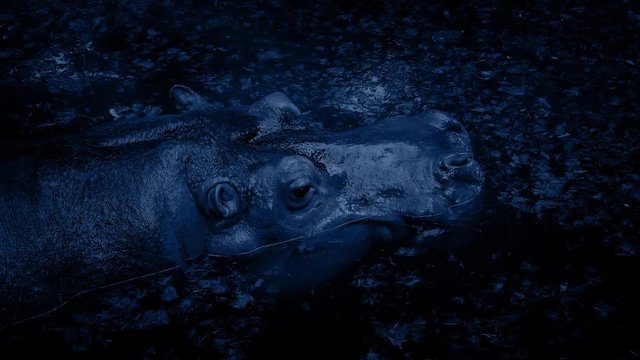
[0,86,482,324]
[215,111,483,253]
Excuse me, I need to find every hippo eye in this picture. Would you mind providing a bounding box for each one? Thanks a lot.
[286,177,316,210]
[291,184,311,198]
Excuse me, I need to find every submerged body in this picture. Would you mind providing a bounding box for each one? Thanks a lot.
[0,87,482,324]
[0,112,250,321]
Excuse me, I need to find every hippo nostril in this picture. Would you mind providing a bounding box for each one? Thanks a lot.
[444,153,471,168]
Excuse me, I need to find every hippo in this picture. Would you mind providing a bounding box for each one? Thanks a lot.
[0,86,482,325]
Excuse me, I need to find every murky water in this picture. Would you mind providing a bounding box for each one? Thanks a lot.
[1,1,639,358]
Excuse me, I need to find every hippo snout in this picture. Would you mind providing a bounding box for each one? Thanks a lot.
[434,152,483,206]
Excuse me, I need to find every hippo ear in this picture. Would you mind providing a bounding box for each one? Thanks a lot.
[201,182,241,220]
[170,85,209,110]
[248,92,301,138]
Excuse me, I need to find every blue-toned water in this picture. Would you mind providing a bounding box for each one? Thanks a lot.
[1,1,639,358]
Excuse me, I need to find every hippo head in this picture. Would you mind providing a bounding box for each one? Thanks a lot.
[161,86,483,291]
[0,87,483,322]
[176,90,482,260]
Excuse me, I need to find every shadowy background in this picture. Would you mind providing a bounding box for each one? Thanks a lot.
[1,0,639,358]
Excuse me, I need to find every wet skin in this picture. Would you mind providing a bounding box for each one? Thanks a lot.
[213,111,483,255]
[0,87,482,323]
[226,111,483,291]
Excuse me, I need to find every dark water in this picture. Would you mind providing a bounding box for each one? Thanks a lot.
[1,1,639,358]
